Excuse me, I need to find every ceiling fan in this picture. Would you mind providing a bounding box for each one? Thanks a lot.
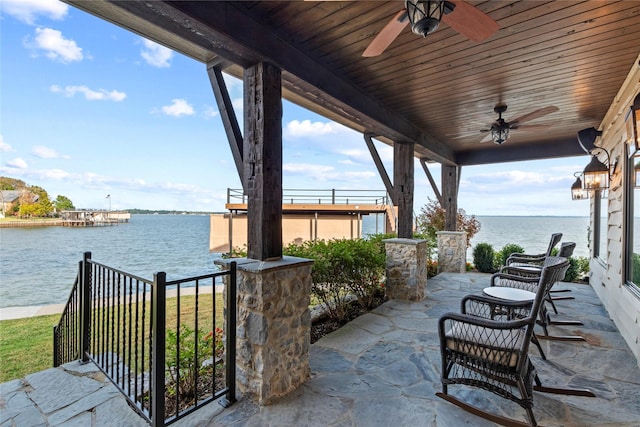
[480,104,560,145]
[363,0,499,57]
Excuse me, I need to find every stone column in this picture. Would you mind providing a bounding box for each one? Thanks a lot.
[383,238,428,301]
[437,231,467,273]
[217,256,313,405]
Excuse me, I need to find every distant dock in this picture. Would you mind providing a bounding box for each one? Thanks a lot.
[61,210,131,227]
[0,211,131,228]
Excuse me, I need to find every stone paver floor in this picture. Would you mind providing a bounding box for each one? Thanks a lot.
[2,272,640,426]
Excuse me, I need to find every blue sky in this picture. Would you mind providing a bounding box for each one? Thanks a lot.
[0,0,592,216]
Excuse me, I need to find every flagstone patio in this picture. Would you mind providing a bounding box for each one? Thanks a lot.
[2,272,639,426]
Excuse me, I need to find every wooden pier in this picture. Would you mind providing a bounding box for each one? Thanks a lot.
[60,210,131,227]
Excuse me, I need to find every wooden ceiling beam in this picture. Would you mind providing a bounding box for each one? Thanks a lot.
[455,137,585,166]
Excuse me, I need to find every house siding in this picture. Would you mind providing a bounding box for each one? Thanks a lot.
[589,54,640,366]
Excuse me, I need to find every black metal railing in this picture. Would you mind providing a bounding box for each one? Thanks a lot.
[53,252,237,426]
[227,188,390,206]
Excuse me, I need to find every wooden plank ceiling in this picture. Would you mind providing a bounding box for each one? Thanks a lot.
[66,1,640,166]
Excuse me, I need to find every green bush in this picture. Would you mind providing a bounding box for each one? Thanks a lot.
[563,257,581,282]
[284,238,385,323]
[496,243,525,267]
[473,243,496,273]
[633,253,640,285]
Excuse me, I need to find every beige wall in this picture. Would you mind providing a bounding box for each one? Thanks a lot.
[589,53,640,364]
[210,213,370,253]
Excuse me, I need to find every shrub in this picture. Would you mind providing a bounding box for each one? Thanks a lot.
[284,238,385,323]
[473,243,496,273]
[563,258,581,282]
[496,243,525,267]
[415,198,481,248]
[165,324,220,400]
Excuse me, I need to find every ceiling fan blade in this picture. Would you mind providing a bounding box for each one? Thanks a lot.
[480,132,493,143]
[509,106,559,125]
[510,124,552,131]
[363,10,408,57]
[442,0,499,42]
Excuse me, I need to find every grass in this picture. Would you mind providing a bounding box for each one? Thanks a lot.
[0,293,225,383]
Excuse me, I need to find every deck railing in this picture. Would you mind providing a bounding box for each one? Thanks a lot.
[53,252,237,426]
[227,188,391,206]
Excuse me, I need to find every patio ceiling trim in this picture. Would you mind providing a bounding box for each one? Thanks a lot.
[454,137,583,165]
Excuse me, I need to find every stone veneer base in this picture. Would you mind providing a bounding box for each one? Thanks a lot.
[216,256,313,405]
[383,238,428,301]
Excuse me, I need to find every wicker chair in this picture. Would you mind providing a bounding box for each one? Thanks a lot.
[437,257,593,426]
[500,253,585,343]
[505,233,562,267]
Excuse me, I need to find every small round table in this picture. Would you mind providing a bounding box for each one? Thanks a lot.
[483,286,536,302]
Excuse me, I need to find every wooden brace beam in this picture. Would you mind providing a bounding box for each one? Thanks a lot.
[207,63,245,191]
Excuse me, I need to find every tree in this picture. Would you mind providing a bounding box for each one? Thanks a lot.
[18,186,53,218]
[415,197,480,247]
[54,195,75,211]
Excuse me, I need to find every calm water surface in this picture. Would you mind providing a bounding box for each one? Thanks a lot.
[1,214,637,308]
[0,215,221,308]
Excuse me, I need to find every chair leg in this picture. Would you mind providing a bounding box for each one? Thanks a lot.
[531,333,546,360]
[546,295,559,314]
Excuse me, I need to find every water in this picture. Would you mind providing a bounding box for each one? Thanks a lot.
[1,214,636,308]
[0,215,221,308]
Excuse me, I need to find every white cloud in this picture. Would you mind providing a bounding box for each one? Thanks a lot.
[284,163,334,175]
[1,0,68,24]
[29,27,83,63]
[285,120,344,138]
[203,106,220,118]
[32,145,70,159]
[283,162,376,183]
[0,135,13,152]
[161,99,195,117]
[6,157,28,169]
[50,85,126,101]
[140,38,173,68]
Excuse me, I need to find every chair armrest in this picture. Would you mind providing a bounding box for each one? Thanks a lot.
[506,254,546,265]
[461,294,534,319]
[439,311,530,335]
[490,272,540,292]
[499,265,542,278]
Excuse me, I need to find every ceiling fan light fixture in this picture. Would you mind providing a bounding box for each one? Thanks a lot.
[406,0,446,37]
[491,123,509,144]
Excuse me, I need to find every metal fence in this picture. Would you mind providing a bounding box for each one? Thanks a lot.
[227,188,390,206]
[53,252,237,426]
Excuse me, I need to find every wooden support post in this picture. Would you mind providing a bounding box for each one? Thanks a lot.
[244,62,283,261]
[442,165,460,231]
[394,141,414,238]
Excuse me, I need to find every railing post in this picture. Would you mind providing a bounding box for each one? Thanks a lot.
[332,188,335,204]
[221,262,237,406]
[151,272,166,427]
[81,252,91,363]
[53,325,59,367]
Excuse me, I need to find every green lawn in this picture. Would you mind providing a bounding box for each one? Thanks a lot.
[0,294,225,383]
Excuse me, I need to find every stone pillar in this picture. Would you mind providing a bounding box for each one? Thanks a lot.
[217,256,313,405]
[383,238,428,301]
[437,231,467,273]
